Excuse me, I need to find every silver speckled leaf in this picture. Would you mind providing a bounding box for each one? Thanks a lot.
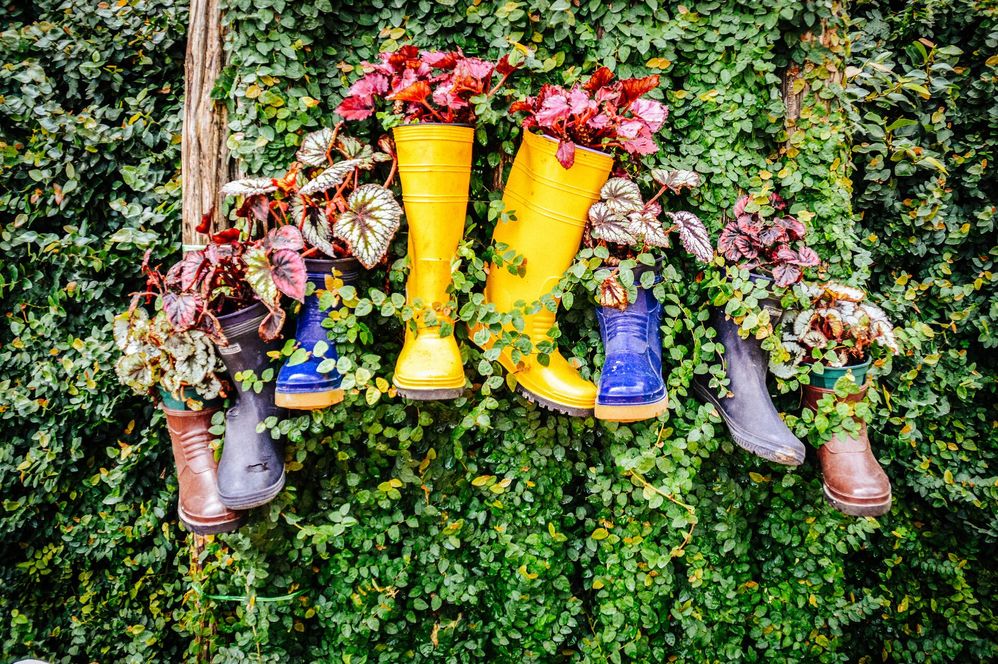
[221,177,277,197]
[333,184,402,269]
[297,128,336,166]
[669,210,713,263]
[599,177,644,214]
[299,159,363,197]
[589,201,638,245]
[650,168,701,192]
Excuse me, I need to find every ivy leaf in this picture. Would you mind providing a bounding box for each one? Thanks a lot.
[333,184,402,269]
[299,203,337,257]
[270,249,306,301]
[598,275,629,310]
[258,306,286,342]
[163,292,202,330]
[650,168,701,192]
[221,177,276,197]
[589,202,637,245]
[297,128,335,166]
[669,211,713,262]
[299,159,362,196]
[265,225,305,252]
[243,246,279,305]
[600,177,643,214]
[772,262,803,287]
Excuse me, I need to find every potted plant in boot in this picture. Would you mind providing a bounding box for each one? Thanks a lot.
[220,125,401,410]
[114,261,239,534]
[162,224,307,511]
[774,281,899,516]
[585,169,713,421]
[474,66,669,417]
[694,193,821,465]
[336,46,518,400]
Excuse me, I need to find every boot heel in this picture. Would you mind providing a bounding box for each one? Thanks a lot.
[274,389,344,410]
[594,396,669,423]
[394,386,465,401]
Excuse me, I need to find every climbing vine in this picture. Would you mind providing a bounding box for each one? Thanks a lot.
[0,1,994,662]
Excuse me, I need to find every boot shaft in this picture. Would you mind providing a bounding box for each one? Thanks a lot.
[216,303,284,405]
[597,283,662,361]
[394,124,473,309]
[293,258,360,345]
[164,406,219,475]
[486,131,613,314]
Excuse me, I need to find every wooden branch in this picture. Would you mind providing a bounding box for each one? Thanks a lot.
[182,0,232,248]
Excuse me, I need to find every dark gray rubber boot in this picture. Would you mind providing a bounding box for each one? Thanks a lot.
[694,307,805,466]
[215,303,287,509]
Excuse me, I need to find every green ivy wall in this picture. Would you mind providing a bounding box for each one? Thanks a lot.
[1,0,995,662]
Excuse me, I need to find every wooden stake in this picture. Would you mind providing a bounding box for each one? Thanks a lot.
[182,0,232,249]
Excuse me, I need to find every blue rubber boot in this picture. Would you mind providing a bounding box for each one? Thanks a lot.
[595,275,669,422]
[275,257,360,410]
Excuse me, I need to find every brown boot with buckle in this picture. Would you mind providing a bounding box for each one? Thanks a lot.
[163,405,242,534]
[803,383,892,517]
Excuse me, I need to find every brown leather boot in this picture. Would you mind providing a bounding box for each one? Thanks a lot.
[163,405,242,534]
[803,383,892,517]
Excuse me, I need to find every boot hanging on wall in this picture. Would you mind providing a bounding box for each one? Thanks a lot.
[276,258,361,410]
[595,265,669,422]
[391,124,473,400]
[694,302,806,466]
[803,369,892,517]
[476,131,613,417]
[162,402,242,534]
[215,302,287,510]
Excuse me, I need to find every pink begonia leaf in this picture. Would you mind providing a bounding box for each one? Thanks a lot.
[629,98,669,133]
[588,113,610,129]
[335,96,374,120]
[536,94,572,126]
[773,262,803,287]
[347,73,389,100]
[460,57,494,80]
[567,87,596,115]
[620,134,659,155]
[432,83,467,109]
[733,195,750,218]
[617,120,644,139]
[556,139,576,169]
[422,50,457,68]
[795,246,821,267]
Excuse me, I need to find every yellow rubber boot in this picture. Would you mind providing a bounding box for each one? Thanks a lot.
[477,131,613,416]
[392,124,473,400]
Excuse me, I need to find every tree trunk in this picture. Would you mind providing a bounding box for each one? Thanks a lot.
[182,0,231,249]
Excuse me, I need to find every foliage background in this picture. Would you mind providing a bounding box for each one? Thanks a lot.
[1,0,995,662]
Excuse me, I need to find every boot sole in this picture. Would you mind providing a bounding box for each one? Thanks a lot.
[594,396,669,423]
[394,385,465,401]
[218,471,286,511]
[823,484,892,517]
[178,505,244,535]
[516,384,593,418]
[693,382,805,466]
[274,389,344,410]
